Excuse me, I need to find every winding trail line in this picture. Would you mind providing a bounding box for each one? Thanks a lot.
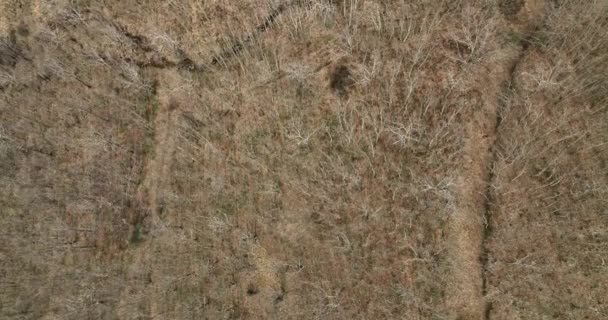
[448,1,545,319]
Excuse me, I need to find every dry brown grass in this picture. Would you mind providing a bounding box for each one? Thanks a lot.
[485,1,608,318]
[1,0,606,319]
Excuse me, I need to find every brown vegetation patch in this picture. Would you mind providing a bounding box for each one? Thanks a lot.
[499,0,525,17]
[1,0,606,319]
[328,63,353,96]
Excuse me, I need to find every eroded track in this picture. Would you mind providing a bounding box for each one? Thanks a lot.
[447,1,545,318]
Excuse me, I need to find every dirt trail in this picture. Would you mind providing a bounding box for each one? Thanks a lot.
[448,1,545,319]
[136,69,180,220]
[448,53,517,319]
